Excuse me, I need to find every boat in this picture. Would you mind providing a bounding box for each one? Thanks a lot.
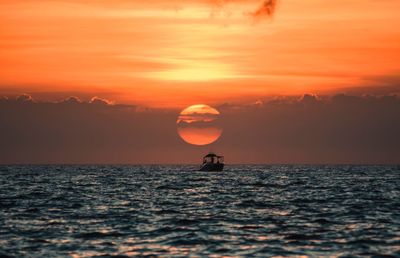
[199,153,224,172]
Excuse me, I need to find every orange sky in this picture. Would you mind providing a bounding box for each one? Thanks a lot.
[1,0,399,108]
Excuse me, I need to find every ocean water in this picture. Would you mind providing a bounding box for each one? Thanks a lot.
[0,165,399,258]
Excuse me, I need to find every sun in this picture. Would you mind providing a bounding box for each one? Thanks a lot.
[177,104,223,145]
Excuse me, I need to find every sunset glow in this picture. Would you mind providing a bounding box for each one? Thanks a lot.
[1,0,399,107]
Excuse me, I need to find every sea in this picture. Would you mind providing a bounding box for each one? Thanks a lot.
[0,165,399,257]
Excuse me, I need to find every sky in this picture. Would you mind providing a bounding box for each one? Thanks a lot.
[0,0,399,164]
[1,0,400,107]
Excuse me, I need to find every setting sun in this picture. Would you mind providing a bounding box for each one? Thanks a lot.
[177,104,223,145]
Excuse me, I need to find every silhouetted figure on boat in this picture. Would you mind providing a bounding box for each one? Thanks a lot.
[199,153,224,172]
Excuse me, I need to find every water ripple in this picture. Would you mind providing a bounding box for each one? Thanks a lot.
[0,165,399,257]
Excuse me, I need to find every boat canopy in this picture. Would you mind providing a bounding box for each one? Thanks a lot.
[203,153,224,164]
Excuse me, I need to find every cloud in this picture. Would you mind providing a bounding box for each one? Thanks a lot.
[207,0,278,19]
[16,94,34,103]
[90,96,114,105]
[61,96,82,104]
[0,94,399,164]
[220,94,400,163]
[102,0,279,19]
[299,93,320,105]
[249,0,277,19]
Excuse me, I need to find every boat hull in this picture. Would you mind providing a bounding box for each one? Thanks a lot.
[199,163,224,172]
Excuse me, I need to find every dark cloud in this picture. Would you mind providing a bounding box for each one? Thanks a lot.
[219,94,400,164]
[16,94,34,103]
[249,0,277,19]
[197,0,278,19]
[61,96,82,104]
[178,119,221,129]
[0,94,399,164]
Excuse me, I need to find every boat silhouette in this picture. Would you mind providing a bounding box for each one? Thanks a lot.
[199,153,224,172]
